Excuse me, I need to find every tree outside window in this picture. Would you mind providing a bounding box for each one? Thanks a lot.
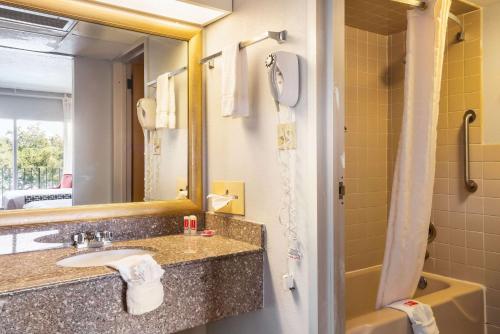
[0,120,63,194]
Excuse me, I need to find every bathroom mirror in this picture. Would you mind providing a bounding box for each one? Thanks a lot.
[0,5,189,210]
[0,0,202,225]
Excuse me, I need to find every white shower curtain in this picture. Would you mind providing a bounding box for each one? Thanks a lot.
[376,0,451,308]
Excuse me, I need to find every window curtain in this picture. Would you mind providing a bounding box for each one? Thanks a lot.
[376,0,452,308]
[62,96,73,175]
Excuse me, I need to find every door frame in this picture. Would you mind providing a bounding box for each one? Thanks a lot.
[112,43,146,203]
[315,0,346,333]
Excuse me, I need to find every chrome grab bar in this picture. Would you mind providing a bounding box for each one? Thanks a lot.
[463,110,478,193]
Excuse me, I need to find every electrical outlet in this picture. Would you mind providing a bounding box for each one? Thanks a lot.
[277,122,296,150]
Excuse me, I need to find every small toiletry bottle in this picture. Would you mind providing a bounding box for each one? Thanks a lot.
[189,215,198,235]
[183,216,190,235]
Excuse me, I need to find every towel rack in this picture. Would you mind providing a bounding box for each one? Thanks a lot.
[463,109,478,193]
[200,30,287,68]
[146,66,187,88]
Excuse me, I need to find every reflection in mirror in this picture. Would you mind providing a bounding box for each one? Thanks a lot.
[0,4,188,211]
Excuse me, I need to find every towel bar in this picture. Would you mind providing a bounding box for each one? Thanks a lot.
[200,30,287,67]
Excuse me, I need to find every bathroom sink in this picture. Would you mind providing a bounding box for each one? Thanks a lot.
[57,248,154,268]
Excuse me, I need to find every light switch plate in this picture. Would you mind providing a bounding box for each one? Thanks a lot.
[277,122,296,150]
[211,181,245,215]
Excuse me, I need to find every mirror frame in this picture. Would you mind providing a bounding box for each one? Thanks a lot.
[0,0,203,226]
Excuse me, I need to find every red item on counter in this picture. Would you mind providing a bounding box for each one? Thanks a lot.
[201,230,215,237]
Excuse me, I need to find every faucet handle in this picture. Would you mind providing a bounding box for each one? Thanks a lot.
[92,231,104,242]
[72,233,88,248]
[102,231,113,242]
[91,231,113,244]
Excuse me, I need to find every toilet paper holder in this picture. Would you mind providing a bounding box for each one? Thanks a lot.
[209,181,245,215]
[223,189,238,199]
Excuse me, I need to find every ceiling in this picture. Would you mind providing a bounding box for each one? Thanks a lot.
[54,21,147,60]
[0,19,150,93]
[472,0,500,5]
[0,48,73,93]
[90,0,230,26]
[346,0,480,35]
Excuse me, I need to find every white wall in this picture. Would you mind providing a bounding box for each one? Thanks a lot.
[73,56,113,205]
[0,95,63,121]
[145,37,189,200]
[483,2,500,143]
[203,0,316,332]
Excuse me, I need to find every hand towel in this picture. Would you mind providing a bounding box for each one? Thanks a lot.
[167,76,176,128]
[221,43,249,118]
[156,73,176,129]
[387,299,439,334]
[107,254,165,315]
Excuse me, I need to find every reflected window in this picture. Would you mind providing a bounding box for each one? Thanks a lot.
[16,120,64,190]
[0,118,13,200]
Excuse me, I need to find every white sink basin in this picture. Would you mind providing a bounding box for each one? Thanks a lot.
[57,248,154,268]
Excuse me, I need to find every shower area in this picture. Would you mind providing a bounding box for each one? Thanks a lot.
[344,0,491,332]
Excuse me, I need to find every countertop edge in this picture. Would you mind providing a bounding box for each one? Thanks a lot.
[0,247,263,297]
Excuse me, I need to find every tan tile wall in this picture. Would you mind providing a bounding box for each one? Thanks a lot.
[388,31,406,192]
[423,9,500,331]
[344,26,390,271]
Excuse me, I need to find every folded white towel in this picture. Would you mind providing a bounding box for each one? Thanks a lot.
[221,43,249,118]
[156,73,176,129]
[387,299,439,334]
[107,254,165,315]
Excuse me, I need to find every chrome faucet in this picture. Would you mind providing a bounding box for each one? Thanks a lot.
[72,231,113,249]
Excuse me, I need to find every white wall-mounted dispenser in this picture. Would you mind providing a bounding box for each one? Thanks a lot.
[136,98,157,131]
[265,51,300,110]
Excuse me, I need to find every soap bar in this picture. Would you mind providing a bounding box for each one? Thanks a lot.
[201,230,215,237]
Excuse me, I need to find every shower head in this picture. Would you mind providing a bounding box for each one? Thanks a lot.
[449,12,465,42]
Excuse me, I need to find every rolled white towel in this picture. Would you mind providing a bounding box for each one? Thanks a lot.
[387,299,439,334]
[107,254,165,315]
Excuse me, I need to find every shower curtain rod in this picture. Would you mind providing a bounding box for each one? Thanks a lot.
[391,0,427,9]
[391,0,465,42]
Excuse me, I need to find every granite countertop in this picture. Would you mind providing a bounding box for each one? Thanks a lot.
[0,234,262,295]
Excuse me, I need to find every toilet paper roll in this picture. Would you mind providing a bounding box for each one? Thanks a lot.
[207,194,234,211]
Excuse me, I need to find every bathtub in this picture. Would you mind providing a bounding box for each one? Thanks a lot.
[346,265,485,334]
